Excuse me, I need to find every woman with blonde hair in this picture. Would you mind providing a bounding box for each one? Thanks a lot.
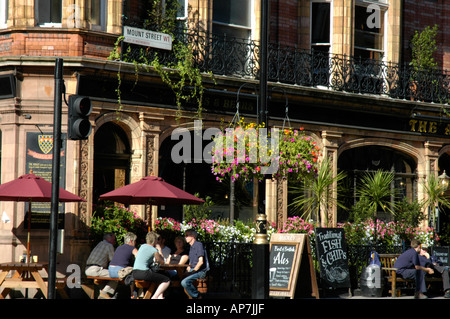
[132,232,170,299]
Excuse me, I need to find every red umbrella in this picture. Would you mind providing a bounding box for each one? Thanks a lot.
[99,176,204,229]
[0,173,85,262]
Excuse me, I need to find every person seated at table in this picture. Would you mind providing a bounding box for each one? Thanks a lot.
[132,231,170,299]
[165,236,189,279]
[85,232,116,299]
[394,238,434,299]
[108,232,138,278]
[156,232,171,263]
[418,246,450,298]
[181,229,209,299]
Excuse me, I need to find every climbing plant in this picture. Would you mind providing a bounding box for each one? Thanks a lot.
[108,0,213,118]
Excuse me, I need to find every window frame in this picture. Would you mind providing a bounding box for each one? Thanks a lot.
[0,0,8,28]
[89,0,107,31]
[354,1,388,61]
[35,0,62,27]
[212,0,253,41]
[310,0,332,55]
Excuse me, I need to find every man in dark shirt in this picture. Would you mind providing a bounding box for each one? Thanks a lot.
[181,229,209,298]
[418,246,450,298]
[394,239,434,299]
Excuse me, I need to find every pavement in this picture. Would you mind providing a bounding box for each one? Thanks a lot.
[327,288,449,301]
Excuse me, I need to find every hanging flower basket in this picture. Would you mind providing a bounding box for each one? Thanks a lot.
[211,120,320,183]
[273,127,320,182]
[211,120,268,182]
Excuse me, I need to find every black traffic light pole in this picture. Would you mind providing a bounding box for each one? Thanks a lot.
[48,58,63,299]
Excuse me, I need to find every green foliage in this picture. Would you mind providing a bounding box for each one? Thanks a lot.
[349,197,373,223]
[183,193,214,223]
[393,198,425,228]
[107,0,213,119]
[150,41,208,118]
[289,157,346,226]
[410,24,438,72]
[356,170,397,217]
[89,204,148,247]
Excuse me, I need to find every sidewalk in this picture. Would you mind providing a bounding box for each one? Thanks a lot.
[335,289,448,300]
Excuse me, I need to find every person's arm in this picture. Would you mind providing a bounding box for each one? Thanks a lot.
[414,251,434,274]
[179,255,189,265]
[415,264,434,274]
[192,256,204,272]
[154,252,165,264]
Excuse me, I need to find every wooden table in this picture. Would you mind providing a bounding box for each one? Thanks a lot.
[0,262,67,299]
[161,263,187,279]
[135,264,187,299]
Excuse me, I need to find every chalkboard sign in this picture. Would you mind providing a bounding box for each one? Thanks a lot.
[432,246,449,266]
[269,233,319,299]
[269,244,297,290]
[315,228,351,288]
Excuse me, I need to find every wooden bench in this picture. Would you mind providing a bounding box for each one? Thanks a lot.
[134,277,208,299]
[83,274,208,299]
[379,253,443,297]
[82,276,124,299]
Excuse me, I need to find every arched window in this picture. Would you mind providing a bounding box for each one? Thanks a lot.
[338,145,417,222]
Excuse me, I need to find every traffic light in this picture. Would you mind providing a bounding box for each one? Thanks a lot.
[68,95,92,140]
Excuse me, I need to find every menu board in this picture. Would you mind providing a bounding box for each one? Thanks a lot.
[269,233,319,299]
[269,244,297,289]
[315,228,350,288]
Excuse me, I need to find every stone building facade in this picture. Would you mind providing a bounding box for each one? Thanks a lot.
[0,0,449,280]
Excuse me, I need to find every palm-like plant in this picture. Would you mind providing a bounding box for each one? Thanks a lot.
[421,173,450,230]
[357,170,397,243]
[357,170,396,216]
[289,158,346,227]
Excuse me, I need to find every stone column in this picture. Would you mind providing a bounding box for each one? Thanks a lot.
[321,130,342,227]
[140,113,161,228]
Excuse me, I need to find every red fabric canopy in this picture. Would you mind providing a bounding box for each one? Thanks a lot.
[99,176,204,206]
[0,173,85,203]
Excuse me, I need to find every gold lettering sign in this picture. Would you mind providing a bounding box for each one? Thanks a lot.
[409,118,450,136]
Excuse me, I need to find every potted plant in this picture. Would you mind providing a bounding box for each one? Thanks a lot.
[356,170,397,244]
[289,157,346,227]
[421,172,450,231]
[409,24,438,101]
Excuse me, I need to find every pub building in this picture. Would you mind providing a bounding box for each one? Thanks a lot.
[0,0,449,293]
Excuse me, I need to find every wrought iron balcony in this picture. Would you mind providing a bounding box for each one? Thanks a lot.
[121,27,450,105]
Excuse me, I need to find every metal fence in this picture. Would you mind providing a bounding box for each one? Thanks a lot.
[203,242,411,297]
[203,242,253,298]
[122,27,450,104]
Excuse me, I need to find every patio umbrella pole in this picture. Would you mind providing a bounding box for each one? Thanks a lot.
[147,200,152,231]
[27,199,31,264]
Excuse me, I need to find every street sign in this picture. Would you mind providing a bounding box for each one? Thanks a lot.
[123,26,172,50]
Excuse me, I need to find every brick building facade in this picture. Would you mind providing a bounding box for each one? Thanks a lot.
[0,1,449,294]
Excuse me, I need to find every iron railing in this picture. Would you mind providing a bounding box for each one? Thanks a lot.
[203,242,253,298]
[203,242,447,297]
[121,27,450,105]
